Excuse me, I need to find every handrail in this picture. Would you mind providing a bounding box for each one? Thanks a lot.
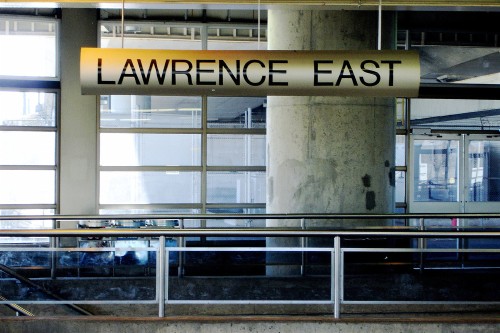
[0,213,499,318]
[0,228,499,238]
[1,212,500,221]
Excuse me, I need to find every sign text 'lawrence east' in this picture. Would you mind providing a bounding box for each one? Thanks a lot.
[80,48,420,97]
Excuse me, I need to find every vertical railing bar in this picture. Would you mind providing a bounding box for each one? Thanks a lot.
[50,219,57,280]
[178,218,184,277]
[334,236,341,318]
[300,218,306,276]
[158,235,166,317]
[165,248,169,314]
[340,248,344,305]
[419,217,425,271]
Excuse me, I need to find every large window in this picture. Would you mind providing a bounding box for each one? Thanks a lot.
[98,20,267,220]
[0,15,59,241]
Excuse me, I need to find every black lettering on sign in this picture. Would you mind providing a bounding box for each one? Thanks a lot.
[269,60,288,86]
[97,58,116,85]
[219,60,241,85]
[243,60,266,86]
[137,59,170,85]
[359,60,381,87]
[313,60,334,86]
[381,60,402,86]
[335,60,358,86]
[196,59,216,85]
[118,59,141,85]
[172,59,193,85]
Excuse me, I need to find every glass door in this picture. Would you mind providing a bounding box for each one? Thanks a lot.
[409,134,500,267]
[409,134,462,215]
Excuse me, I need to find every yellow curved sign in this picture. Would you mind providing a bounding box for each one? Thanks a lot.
[81,48,420,97]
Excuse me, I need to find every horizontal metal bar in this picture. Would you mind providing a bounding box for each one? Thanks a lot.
[0,165,56,171]
[2,212,500,221]
[100,128,203,134]
[100,166,202,172]
[2,246,497,254]
[343,301,500,305]
[0,247,157,252]
[0,300,157,305]
[343,248,500,253]
[0,228,498,238]
[165,300,332,305]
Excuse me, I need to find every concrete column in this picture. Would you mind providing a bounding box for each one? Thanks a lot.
[59,9,98,220]
[266,10,396,273]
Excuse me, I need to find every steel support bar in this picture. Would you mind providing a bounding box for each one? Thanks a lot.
[158,235,166,317]
[333,236,341,318]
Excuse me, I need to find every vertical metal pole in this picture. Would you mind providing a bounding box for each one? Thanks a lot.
[178,219,185,277]
[300,218,306,276]
[158,235,165,317]
[165,248,170,313]
[418,217,425,271]
[257,0,261,50]
[121,0,125,48]
[333,236,341,318]
[50,219,57,279]
[377,0,382,50]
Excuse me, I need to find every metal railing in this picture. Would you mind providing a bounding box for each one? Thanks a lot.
[0,213,499,318]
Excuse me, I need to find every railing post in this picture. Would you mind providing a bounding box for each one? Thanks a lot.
[300,218,306,276]
[178,219,184,277]
[333,235,341,318]
[419,217,425,271]
[50,219,57,280]
[158,235,166,317]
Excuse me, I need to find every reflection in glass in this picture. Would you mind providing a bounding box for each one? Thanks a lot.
[0,18,57,78]
[100,171,201,204]
[468,140,500,202]
[100,96,202,128]
[395,171,406,203]
[208,134,265,166]
[207,97,266,129]
[410,99,500,131]
[0,210,53,244]
[101,133,201,166]
[0,91,56,127]
[413,140,459,202]
[207,172,265,204]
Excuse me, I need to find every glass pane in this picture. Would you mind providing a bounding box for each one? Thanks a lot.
[101,24,202,50]
[208,134,265,166]
[0,91,56,127]
[0,170,55,204]
[396,98,406,129]
[100,208,200,215]
[207,27,267,51]
[396,135,406,166]
[207,97,266,129]
[410,99,500,131]
[395,171,406,203]
[0,210,53,244]
[100,171,200,204]
[417,46,500,85]
[413,140,459,202]
[101,133,201,166]
[207,171,265,203]
[468,140,500,202]
[100,95,201,128]
[0,132,55,165]
[0,18,57,78]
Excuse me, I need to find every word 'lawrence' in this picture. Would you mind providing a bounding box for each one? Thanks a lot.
[97,58,403,87]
